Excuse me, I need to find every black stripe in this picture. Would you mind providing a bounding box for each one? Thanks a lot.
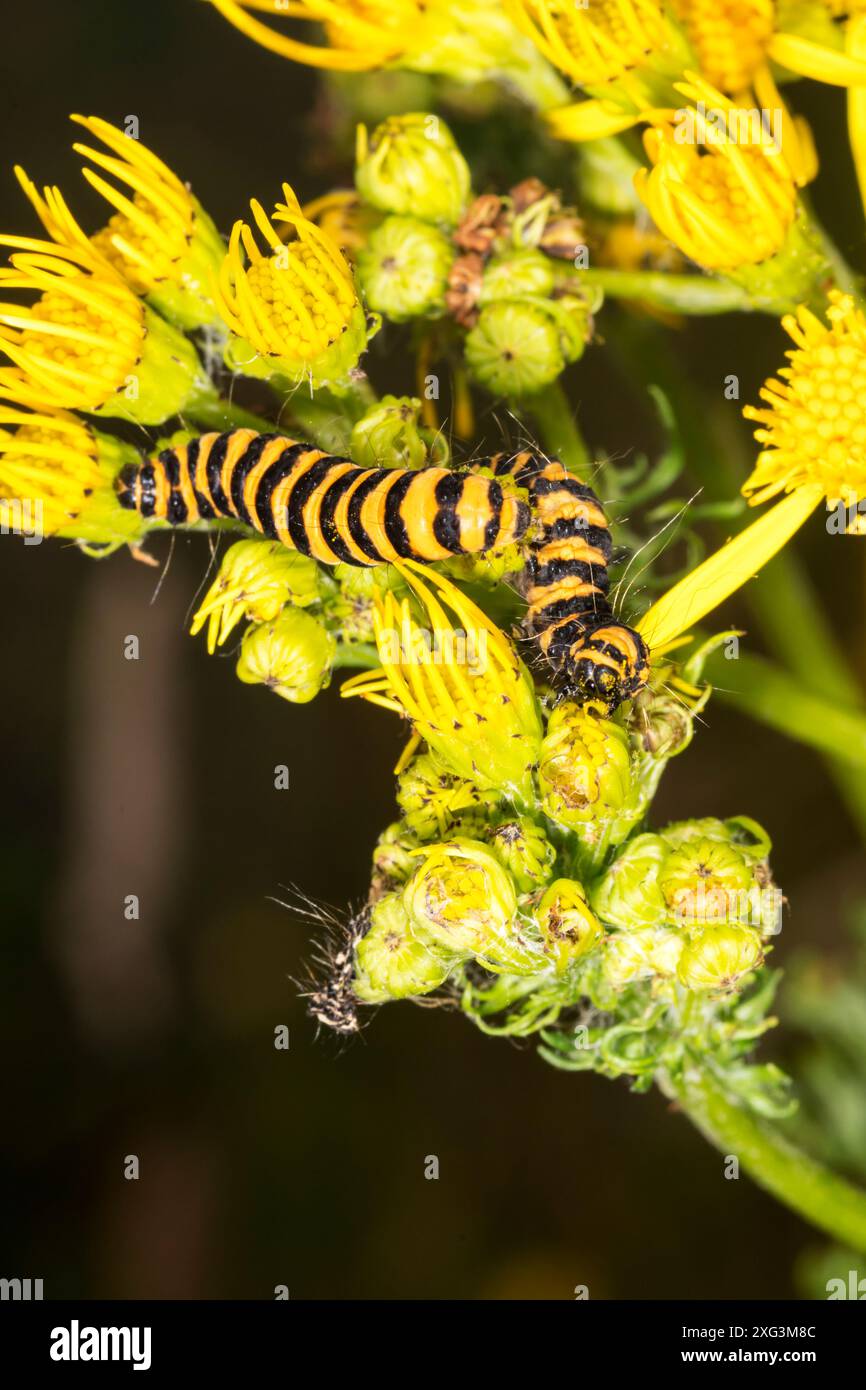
[382,471,415,558]
[530,475,601,502]
[138,461,157,519]
[187,440,215,520]
[483,479,504,551]
[528,556,608,589]
[533,594,608,627]
[167,488,188,525]
[205,433,232,518]
[432,473,465,555]
[159,448,181,487]
[345,471,388,562]
[116,462,139,510]
[287,457,344,556]
[230,433,278,527]
[539,517,611,547]
[319,468,366,564]
[253,444,310,538]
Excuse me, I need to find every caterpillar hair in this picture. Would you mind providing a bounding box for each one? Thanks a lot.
[488,451,649,713]
[116,428,530,566]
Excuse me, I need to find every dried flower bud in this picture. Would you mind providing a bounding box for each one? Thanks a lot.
[535,878,604,973]
[538,214,587,262]
[453,193,508,254]
[488,816,555,893]
[446,252,485,327]
[356,113,470,227]
[354,894,455,1002]
[236,608,335,703]
[357,214,452,321]
[676,925,764,994]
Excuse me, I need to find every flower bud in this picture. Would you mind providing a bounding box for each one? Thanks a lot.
[538,705,636,845]
[404,839,543,974]
[676,925,764,994]
[236,608,335,703]
[487,816,555,894]
[357,215,453,321]
[601,927,684,990]
[627,689,695,760]
[190,540,321,653]
[659,838,754,928]
[354,894,455,1002]
[396,753,493,841]
[465,299,565,397]
[535,879,604,974]
[350,394,430,470]
[660,815,772,862]
[372,822,419,890]
[590,833,669,931]
[356,113,470,227]
[479,249,555,304]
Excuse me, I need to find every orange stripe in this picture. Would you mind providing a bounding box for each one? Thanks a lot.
[219,429,259,519]
[269,447,325,548]
[241,436,296,534]
[302,461,358,563]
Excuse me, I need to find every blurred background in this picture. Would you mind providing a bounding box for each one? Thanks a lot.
[1,0,865,1299]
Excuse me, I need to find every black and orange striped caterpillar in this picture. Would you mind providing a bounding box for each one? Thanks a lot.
[117,430,649,711]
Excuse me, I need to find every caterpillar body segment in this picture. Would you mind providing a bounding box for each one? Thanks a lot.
[116,428,531,566]
[487,451,650,712]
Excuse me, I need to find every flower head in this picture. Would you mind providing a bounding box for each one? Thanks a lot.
[0,401,144,547]
[671,0,775,94]
[538,705,634,831]
[342,561,543,800]
[190,539,322,654]
[56,115,225,329]
[0,238,206,423]
[210,0,426,70]
[236,607,336,702]
[355,113,471,226]
[354,893,455,1002]
[676,923,764,992]
[356,215,453,322]
[488,816,555,893]
[535,878,604,973]
[507,0,682,88]
[634,78,799,271]
[743,291,866,525]
[214,185,368,386]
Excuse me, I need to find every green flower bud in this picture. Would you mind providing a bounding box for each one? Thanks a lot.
[404,838,544,974]
[659,838,754,928]
[479,249,555,305]
[590,833,669,931]
[357,215,453,322]
[396,753,494,841]
[327,561,404,645]
[627,689,696,761]
[676,925,764,994]
[236,608,335,703]
[356,113,471,227]
[488,816,555,894]
[541,291,595,365]
[355,894,455,1002]
[190,540,321,653]
[372,822,419,890]
[538,705,636,845]
[465,299,565,398]
[442,545,524,587]
[601,927,684,989]
[536,879,604,974]
[660,816,772,861]
[350,395,428,470]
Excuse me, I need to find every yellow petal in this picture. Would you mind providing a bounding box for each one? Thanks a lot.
[208,0,382,69]
[636,486,823,652]
[769,32,866,87]
[546,100,641,142]
[848,15,866,218]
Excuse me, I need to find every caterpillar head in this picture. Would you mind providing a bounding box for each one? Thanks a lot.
[562,621,650,714]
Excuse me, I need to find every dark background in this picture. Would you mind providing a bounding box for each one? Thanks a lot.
[0,0,864,1299]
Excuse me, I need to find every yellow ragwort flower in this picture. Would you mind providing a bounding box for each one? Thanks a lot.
[0,401,144,546]
[342,561,543,801]
[634,78,799,270]
[743,291,866,521]
[213,184,367,387]
[672,0,866,93]
[507,0,681,88]
[0,237,207,424]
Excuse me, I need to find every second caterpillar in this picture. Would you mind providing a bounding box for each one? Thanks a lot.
[117,429,649,712]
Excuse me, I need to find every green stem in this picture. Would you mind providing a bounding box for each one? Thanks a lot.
[578,269,754,315]
[183,395,278,435]
[705,649,866,773]
[525,380,591,480]
[661,1062,866,1251]
[331,643,381,671]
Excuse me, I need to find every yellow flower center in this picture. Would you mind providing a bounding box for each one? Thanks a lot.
[743,291,866,516]
[672,0,774,93]
[0,408,102,532]
[90,197,189,292]
[244,244,354,359]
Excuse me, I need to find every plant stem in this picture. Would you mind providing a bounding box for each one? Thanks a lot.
[331,643,381,671]
[525,380,591,480]
[577,269,753,315]
[183,396,278,435]
[661,1062,866,1250]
